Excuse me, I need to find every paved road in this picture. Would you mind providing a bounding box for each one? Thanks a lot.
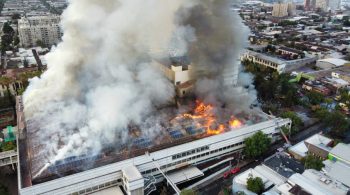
[290,122,325,144]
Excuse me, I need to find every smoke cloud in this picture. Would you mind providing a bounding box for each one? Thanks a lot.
[23,0,256,177]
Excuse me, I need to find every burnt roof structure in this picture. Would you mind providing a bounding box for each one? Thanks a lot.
[16,96,272,189]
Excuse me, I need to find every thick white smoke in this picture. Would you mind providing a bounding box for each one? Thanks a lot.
[23,0,255,177]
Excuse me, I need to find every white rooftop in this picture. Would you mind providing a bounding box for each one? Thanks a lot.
[90,186,124,195]
[330,143,350,163]
[289,134,332,158]
[122,166,142,182]
[323,160,350,187]
[167,166,203,184]
[318,58,349,67]
[302,169,349,195]
[289,141,308,158]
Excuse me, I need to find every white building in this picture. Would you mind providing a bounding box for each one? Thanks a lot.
[329,0,341,11]
[316,58,350,70]
[16,97,292,195]
[153,57,194,97]
[315,0,328,10]
[18,15,62,48]
[272,3,289,17]
[288,170,349,195]
[272,2,295,18]
[241,50,316,73]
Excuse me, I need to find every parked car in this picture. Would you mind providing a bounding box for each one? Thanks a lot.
[223,167,240,179]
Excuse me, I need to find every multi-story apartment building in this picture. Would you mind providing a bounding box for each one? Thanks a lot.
[18,15,63,47]
[272,2,295,18]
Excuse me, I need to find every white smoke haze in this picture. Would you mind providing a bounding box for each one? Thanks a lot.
[23,0,256,177]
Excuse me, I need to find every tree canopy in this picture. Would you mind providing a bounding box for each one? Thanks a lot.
[2,22,14,34]
[302,155,324,171]
[0,184,9,195]
[306,91,324,105]
[247,176,264,194]
[244,131,271,159]
[280,111,303,134]
[180,189,196,195]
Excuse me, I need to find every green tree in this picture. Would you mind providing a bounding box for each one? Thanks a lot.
[306,91,324,105]
[180,189,196,195]
[244,131,271,159]
[1,141,16,152]
[247,176,264,194]
[36,39,45,47]
[302,155,324,171]
[11,13,21,20]
[325,111,349,138]
[13,35,20,46]
[17,70,43,90]
[2,22,14,34]
[280,111,303,134]
[0,184,9,195]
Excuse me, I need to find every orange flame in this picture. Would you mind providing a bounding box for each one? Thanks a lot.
[175,100,243,135]
[229,119,242,128]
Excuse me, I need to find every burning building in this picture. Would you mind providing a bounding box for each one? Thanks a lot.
[17,96,291,195]
[17,0,291,194]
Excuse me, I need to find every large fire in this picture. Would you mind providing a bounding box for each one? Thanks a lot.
[174,100,243,135]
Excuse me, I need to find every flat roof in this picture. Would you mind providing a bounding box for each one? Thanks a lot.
[167,166,203,184]
[289,173,331,195]
[122,166,142,182]
[17,95,287,191]
[318,58,349,67]
[90,186,124,195]
[263,152,304,178]
[323,160,350,187]
[330,143,350,163]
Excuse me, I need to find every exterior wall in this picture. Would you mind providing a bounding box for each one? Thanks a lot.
[18,16,62,47]
[315,0,328,10]
[0,81,24,97]
[241,52,283,72]
[18,118,291,195]
[272,3,288,17]
[305,143,329,159]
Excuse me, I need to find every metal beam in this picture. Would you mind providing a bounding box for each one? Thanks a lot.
[145,152,181,195]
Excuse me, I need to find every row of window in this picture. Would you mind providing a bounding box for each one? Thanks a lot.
[172,146,209,160]
[141,141,245,175]
[70,179,121,195]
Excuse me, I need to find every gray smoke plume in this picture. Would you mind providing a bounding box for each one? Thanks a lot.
[23,0,256,177]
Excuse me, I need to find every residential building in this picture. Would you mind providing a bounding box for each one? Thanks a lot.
[272,2,295,18]
[289,134,333,160]
[18,15,62,47]
[329,0,341,11]
[288,170,349,195]
[153,56,193,97]
[315,0,328,11]
[241,50,316,73]
[272,3,288,17]
[316,58,350,70]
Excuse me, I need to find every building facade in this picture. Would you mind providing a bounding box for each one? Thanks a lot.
[272,3,288,17]
[16,94,292,195]
[18,15,62,48]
